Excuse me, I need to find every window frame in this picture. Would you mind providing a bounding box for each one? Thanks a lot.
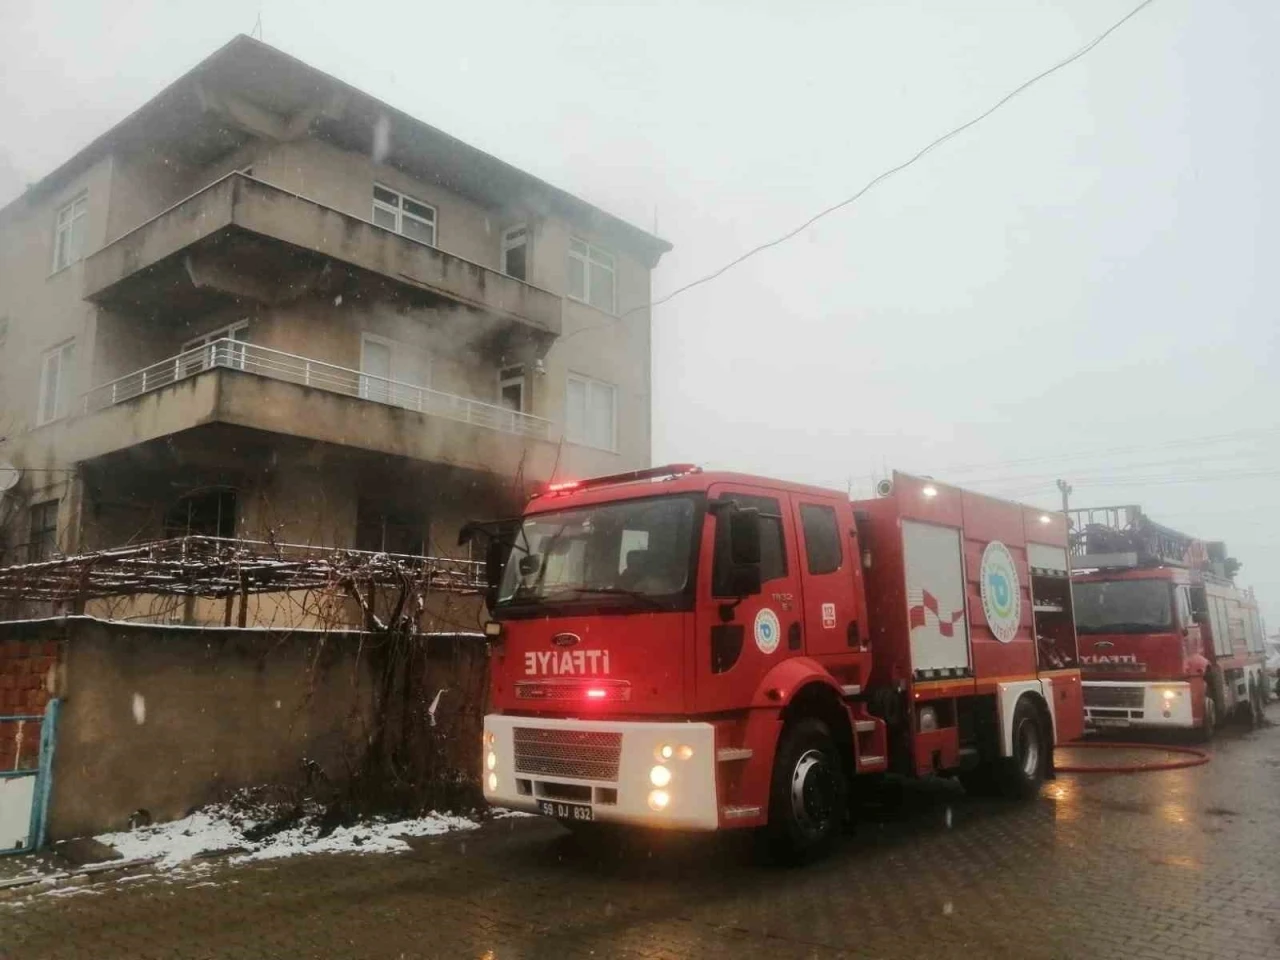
[498,364,525,413]
[564,372,618,452]
[163,488,238,539]
[711,493,789,598]
[799,502,843,576]
[51,191,88,273]
[27,500,60,563]
[567,237,617,314]
[501,224,530,281]
[372,183,437,247]
[37,339,76,426]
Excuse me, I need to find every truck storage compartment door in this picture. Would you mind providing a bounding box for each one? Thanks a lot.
[902,520,971,675]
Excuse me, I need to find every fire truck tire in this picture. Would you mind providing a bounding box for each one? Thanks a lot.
[763,718,846,864]
[995,699,1047,800]
[1195,689,1218,743]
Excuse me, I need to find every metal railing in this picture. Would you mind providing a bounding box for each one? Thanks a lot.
[81,339,552,440]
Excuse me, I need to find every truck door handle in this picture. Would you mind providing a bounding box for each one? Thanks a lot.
[788,622,802,650]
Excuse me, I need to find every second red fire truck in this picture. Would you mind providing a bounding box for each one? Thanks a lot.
[468,466,1084,860]
[1069,505,1269,738]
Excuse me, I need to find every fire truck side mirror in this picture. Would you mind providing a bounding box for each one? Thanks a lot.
[727,508,764,598]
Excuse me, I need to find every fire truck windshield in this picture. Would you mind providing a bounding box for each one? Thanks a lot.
[497,494,700,611]
[1073,579,1175,634]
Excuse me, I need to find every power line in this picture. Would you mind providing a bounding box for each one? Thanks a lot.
[559,0,1159,345]
[934,426,1279,476]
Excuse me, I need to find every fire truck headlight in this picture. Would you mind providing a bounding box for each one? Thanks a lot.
[487,772,498,792]
[1161,688,1178,700]
[648,789,670,811]
[486,750,497,771]
[677,745,694,761]
[656,744,674,761]
[649,764,672,788]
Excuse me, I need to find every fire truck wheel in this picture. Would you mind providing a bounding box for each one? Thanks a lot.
[1195,690,1218,743]
[764,718,846,864]
[996,699,1047,800]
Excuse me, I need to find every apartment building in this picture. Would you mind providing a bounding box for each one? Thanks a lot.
[0,36,669,621]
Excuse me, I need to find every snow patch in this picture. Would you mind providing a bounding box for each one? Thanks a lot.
[94,804,479,869]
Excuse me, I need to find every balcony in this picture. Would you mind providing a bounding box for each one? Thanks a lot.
[82,173,562,340]
[61,339,557,477]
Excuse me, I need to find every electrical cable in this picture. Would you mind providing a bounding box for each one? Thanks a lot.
[557,0,1161,344]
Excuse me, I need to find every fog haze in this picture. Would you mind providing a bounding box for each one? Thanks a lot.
[2,0,1276,625]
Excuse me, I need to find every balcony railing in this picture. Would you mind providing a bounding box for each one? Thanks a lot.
[81,339,552,440]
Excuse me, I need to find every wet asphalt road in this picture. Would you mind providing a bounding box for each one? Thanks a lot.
[4,707,1279,959]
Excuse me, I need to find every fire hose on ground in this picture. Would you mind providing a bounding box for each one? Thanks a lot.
[1053,741,1211,774]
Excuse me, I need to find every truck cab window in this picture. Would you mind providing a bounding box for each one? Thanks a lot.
[799,503,842,575]
[712,493,786,596]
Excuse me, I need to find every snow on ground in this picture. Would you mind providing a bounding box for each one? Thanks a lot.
[95,805,480,868]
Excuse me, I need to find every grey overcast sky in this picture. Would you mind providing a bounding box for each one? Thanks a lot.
[2,0,1277,626]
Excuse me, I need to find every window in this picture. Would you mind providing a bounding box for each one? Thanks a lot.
[712,493,788,597]
[502,225,529,281]
[356,499,426,555]
[0,316,8,350]
[565,374,617,450]
[497,495,698,607]
[567,238,616,313]
[1073,580,1174,634]
[372,184,436,246]
[499,365,525,412]
[360,335,394,403]
[52,192,88,272]
[1175,586,1192,629]
[181,321,249,373]
[800,503,843,575]
[37,340,76,425]
[27,501,59,562]
[164,490,237,538]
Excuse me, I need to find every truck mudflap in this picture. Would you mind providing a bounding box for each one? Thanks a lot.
[482,714,720,830]
[1082,680,1196,729]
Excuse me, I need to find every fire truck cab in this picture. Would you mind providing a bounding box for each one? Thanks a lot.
[472,466,1083,860]
[1070,506,1269,737]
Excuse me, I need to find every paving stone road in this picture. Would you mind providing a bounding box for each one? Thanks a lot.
[4,707,1278,959]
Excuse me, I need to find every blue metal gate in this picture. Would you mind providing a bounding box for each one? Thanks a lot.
[0,698,60,855]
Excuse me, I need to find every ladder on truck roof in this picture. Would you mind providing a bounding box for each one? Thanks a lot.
[1068,505,1205,571]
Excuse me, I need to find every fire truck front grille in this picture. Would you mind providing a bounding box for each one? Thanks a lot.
[513,727,622,781]
[1084,686,1145,709]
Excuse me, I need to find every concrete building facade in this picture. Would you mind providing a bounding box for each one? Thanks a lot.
[0,36,669,624]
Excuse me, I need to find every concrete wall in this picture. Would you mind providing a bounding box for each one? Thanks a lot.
[0,617,488,840]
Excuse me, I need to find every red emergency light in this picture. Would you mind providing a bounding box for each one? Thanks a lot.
[531,464,701,500]
[515,678,632,702]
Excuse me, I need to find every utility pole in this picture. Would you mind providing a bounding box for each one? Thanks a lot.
[1056,478,1073,515]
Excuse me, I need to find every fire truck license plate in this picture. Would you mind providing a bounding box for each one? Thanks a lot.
[538,800,593,822]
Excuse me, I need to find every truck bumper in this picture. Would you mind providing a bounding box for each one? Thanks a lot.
[482,714,721,830]
[1083,681,1196,729]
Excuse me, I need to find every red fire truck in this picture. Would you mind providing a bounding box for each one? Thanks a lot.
[469,466,1084,860]
[1070,506,1269,738]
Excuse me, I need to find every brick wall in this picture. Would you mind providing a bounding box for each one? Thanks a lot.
[0,632,61,771]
